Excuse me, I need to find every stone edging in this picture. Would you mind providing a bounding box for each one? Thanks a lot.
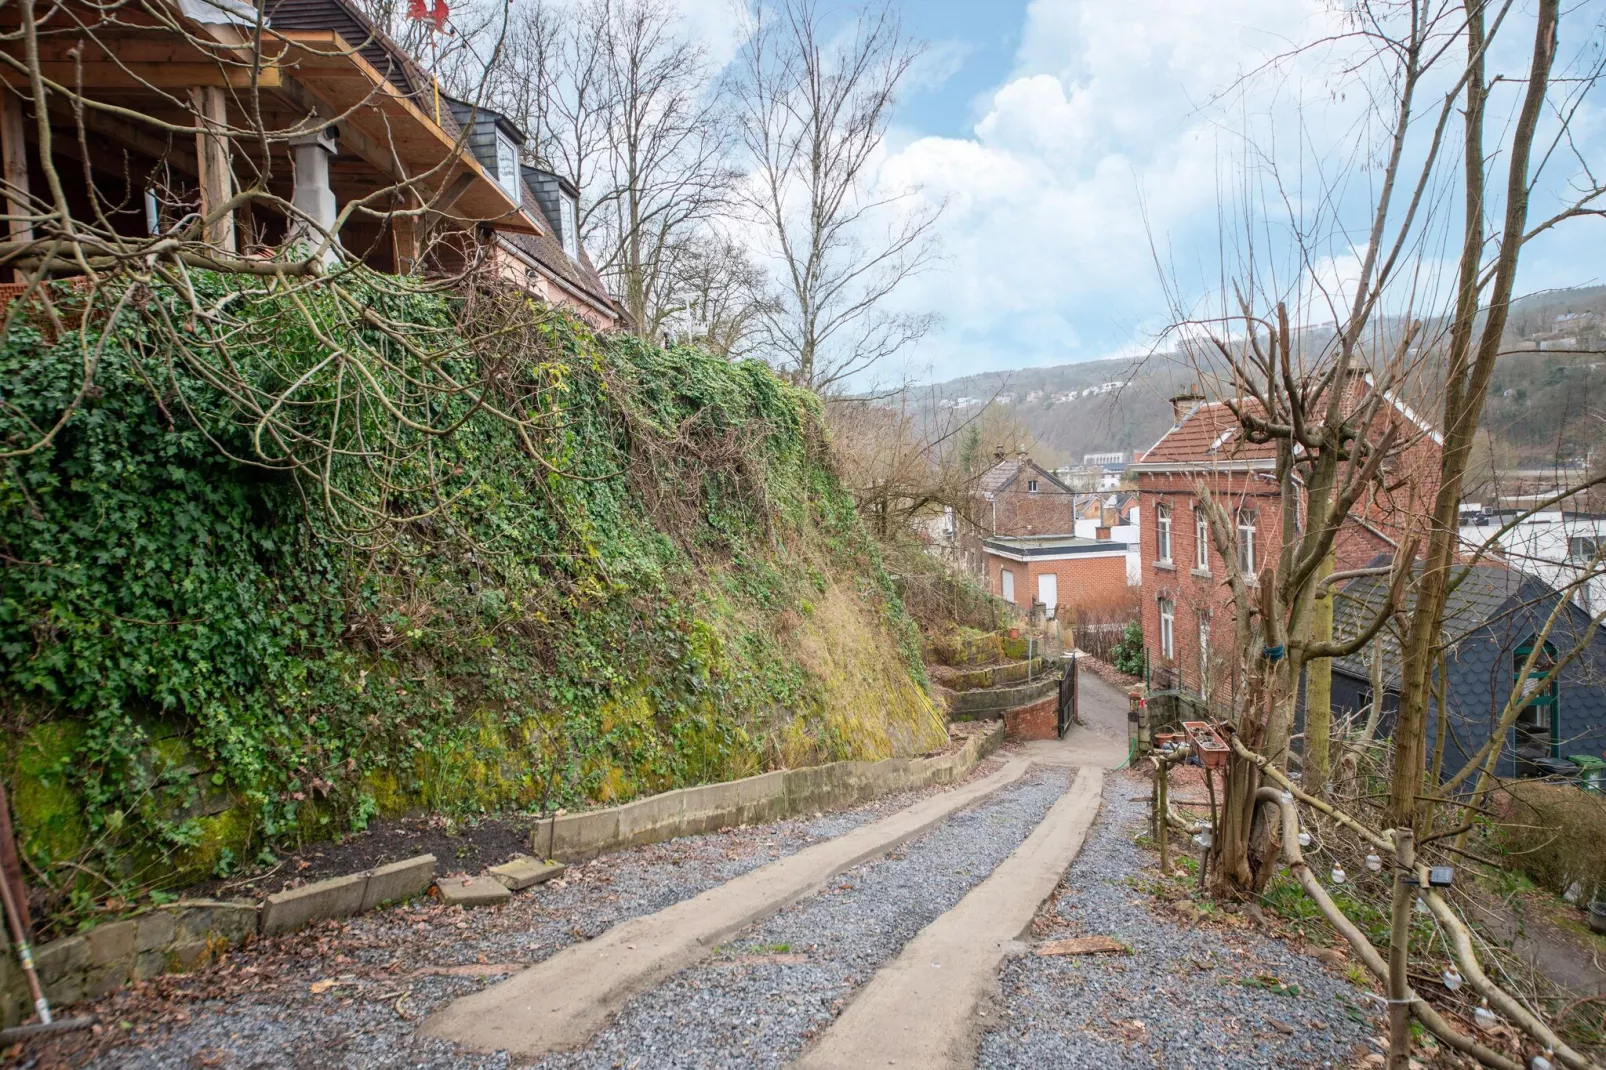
[1,721,1002,1025]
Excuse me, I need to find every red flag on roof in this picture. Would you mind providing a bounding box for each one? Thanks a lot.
[406,0,448,29]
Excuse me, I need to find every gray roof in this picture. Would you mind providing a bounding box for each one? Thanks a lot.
[978,457,1073,495]
[1332,563,1543,686]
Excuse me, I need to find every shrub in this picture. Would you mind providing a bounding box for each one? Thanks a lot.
[1495,780,1606,904]
[1111,621,1147,677]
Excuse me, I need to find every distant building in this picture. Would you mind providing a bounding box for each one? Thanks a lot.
[1459,506,1606,613]
[982,534,1131,620]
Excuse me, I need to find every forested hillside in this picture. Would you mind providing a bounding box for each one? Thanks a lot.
[923,287,1606,469]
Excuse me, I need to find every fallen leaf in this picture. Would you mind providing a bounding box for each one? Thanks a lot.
[1035,935,1129,957]
[308,979,338,994]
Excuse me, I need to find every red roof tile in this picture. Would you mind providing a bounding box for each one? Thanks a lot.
[1137,400,1277,466]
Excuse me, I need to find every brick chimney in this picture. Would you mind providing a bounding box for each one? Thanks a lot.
[1169,383,1206,424]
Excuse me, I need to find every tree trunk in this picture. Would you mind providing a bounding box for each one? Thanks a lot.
[1305,552,1336,796]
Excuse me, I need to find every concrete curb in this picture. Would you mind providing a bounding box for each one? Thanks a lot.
[531,721,1006,863]
[423,755,1030,1058]
[5,723,1004,1026]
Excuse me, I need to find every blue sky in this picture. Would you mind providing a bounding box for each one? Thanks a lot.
[675,0,1606,386]
[863,0,1606,385]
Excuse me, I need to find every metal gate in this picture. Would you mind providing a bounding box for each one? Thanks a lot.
[1056,655,1078,739]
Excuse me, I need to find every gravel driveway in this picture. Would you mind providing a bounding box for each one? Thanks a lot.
[976,770,1381,1070]
[534,767,1072,1070]
[27,758,1005,1070]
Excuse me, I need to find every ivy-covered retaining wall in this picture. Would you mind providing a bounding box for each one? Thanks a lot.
[0,274,944,938]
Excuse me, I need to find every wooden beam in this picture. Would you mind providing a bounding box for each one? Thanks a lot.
[191,85,234,251]
[1,88,30,281]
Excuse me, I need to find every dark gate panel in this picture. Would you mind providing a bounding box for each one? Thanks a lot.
[1057,655,1078,738]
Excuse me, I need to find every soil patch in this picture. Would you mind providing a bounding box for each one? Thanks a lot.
[181,726,992,901]
[182,813,537,900]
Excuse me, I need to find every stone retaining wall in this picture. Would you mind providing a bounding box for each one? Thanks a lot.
[0,722,1004,1026]
[533,720,1006,862]
[949,675,1061,718]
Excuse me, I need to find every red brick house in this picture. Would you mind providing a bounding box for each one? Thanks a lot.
[976,449,1079,537]
[983,534,1130,618]
[1129,381,1441,700]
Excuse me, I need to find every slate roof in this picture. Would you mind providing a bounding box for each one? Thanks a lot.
[501,184,618,317]
[979,457,1073,495]
[1332,562,1540,686]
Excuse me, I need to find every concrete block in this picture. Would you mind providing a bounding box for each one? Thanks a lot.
[33,934,89,984]
[682,781,740,835]
[87,961,131,998]
[362,854,436,910]
[175,900,259,944]
[549,809,621,862]
[616,789,685,847]
[782,766,827,815]
[260,872,367,936]
[169,940,211,972]
[136,910,176,952]
[436,874,511,908]
[85,919,135,967]
[732,771,786,825]
[527,817,555,859]
[488,856,566,890]
[40,967,85,1008]
[134,949,167,981]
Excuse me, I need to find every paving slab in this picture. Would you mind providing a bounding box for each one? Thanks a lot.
[421,757,1031,1058]
[488,856,566,890]
[790,766,1104,1070]
[436,874,512,908]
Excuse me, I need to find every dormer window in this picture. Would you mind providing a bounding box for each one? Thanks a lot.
[561,192,580,262]
[495,131,521,202]
[1027,479,1038,493]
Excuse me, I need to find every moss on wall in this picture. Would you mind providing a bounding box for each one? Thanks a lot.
[0,275,933,933]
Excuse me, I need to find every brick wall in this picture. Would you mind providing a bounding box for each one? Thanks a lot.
[991,488,1078,537]
[1004,696,1058,740]
[987,552,1128,615]
[1137,472,1286,701]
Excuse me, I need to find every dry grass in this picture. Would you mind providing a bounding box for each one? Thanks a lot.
[1496,780,1606,903]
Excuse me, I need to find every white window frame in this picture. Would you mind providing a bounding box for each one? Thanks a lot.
[1001,568,1015,605]
[1195,508,1210,571]
[1237,509,1257,576]
[562,194,581,262]
[1159,599,1175,658]
[1198,614,1211,699]
[1156,504,1172,563]
[494,131,521,203]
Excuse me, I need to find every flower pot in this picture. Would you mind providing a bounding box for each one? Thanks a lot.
[1589,898,1606,936]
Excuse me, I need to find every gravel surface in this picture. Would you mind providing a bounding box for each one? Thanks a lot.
[534,766,1073,1070]
[22,756,1006,1070]
[977,769,1382,1070]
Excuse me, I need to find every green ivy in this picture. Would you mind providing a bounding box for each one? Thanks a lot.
[0,274,932,931]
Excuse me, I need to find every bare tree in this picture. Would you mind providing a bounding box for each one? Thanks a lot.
[660,232,774,356]
[735,0,940,393]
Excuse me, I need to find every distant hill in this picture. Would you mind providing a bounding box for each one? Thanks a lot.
[912,287,1606,472]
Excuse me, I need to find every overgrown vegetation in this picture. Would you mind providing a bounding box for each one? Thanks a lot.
[0,273,942,932]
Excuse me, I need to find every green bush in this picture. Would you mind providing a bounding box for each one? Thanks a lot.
[1112,620,1147,676]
